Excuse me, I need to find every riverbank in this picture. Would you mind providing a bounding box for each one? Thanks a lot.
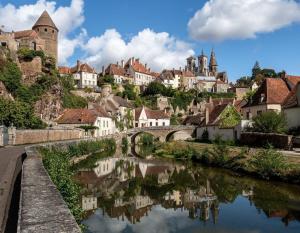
[154,141,300,185]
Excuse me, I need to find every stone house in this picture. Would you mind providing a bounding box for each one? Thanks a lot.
[134,106,170,128]
[56,108,115,137]
[241,78,291,120]
[228,87,250,100]
[181,70,196,90]
[196,103,242,141]
[283,83,300,129]
[125,57,156,86]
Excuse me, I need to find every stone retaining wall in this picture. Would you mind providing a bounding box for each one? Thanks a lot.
[240,132,293,150]
[9,128,84,146]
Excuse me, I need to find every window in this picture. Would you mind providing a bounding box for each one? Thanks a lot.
[136,123,138,127]
[44,28,47,32]
[150,122,152,126]
[163,122,165,126]
[156,122,158,126]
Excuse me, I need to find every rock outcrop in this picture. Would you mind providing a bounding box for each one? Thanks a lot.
[34,84,64,123]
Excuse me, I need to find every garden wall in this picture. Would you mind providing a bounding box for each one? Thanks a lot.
[8,128,84,145]
[240,132,293,150]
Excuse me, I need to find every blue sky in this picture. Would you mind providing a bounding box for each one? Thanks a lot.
[1,0,300,81]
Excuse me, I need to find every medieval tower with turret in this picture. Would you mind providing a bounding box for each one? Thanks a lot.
[32,10,59,63]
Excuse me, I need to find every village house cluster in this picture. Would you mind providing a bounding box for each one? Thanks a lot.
[1,10,300,145]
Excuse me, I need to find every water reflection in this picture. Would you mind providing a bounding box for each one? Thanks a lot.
[74,156,300,233]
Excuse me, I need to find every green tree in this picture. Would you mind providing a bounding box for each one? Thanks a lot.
[252,111,287,134]
[252,61,261,79]
[100,75,114,85]
[236,76,252,87]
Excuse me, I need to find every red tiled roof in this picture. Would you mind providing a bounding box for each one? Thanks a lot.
[56,108,109,124]
[126,59,151,75]
[135,107,169,120]
[207,104,228,125]
[105,64,127,76]
[14,30,38,39]
[283,83,300,109]
[243,78,290,107]
[58,66,71,74]
[285,75,300,87]
[70,62,97,74]
[32,10,58,31]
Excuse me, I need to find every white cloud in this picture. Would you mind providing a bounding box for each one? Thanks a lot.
[188,0,300,41]
[0,0,85,64]
[83,28,194,72]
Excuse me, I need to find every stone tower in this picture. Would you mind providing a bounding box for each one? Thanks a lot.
[186,56,196,74]
[209,49,218,77]
[32,10,58,64]
[198,50,208,76]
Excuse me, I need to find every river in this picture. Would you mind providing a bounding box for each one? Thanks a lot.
[74,146,300,233]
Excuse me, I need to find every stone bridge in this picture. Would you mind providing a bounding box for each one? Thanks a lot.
[126,125,197,144]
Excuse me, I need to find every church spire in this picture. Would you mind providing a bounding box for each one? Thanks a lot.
[209,48,218,76]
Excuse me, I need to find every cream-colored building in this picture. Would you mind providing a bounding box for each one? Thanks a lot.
[283,83,300,129]
[56,108,115,137]
[134,106,170,128]
[241,78,290,120]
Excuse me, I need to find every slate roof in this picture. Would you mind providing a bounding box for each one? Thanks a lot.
[32,10,58,31]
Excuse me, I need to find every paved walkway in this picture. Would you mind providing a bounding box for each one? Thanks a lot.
[0,146,25,233]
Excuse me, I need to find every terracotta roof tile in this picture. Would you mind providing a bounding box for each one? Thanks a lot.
[285,75,300,87]
[105,64,127,76]
[283,83,300,109]
[243,78,290,107]
[135,107,169,120]
[56,108,109,124]
[58,66,71,74]
[70,62,97,74]
[14,30,38,39]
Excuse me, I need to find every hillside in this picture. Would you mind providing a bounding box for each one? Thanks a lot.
[0,47,87,129]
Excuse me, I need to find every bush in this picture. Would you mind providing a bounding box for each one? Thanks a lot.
[139,133,154,146]
[62,92,88,109]
[0,98,46,129]
[122,137,129,155]
[249,147,290,178]
[17,47,45,61]
[252,111,287,134]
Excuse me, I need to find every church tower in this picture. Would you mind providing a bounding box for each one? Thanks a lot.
[209,48,218,77]
[186,56,196,74]
[198,50,208,76]
[32,11,58,64]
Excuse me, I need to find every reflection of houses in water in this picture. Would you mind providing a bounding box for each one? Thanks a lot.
[265,209,300,226]
[132,195,153,209]
[82,195,97,211]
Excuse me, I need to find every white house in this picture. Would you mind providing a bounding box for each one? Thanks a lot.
[283,83,300,129]
[134,106,170,128]
[56,108,115,137]
[70,60,98,89]
[125,57,156,86]
[159,69,181,89]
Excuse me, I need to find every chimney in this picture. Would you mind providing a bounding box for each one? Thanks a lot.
[130,57,134,65]
[205,107,210,125]
[121,59,125,68]
[145,63,147,69]
[102,66,105,75]
[179,67,182,71]
[77,60,81,70]
[117,61,119,66]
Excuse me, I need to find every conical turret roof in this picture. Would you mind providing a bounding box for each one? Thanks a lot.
[32,10,58,31]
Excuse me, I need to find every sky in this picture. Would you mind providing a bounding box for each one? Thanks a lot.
[1,0,300,81]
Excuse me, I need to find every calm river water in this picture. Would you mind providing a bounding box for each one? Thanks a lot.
[74,150,300,233]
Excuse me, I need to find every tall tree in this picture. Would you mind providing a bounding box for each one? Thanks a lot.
[252,61,261,79]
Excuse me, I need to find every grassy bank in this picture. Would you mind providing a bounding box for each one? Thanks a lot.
[39,138,116,225]
[154,141,300,184]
